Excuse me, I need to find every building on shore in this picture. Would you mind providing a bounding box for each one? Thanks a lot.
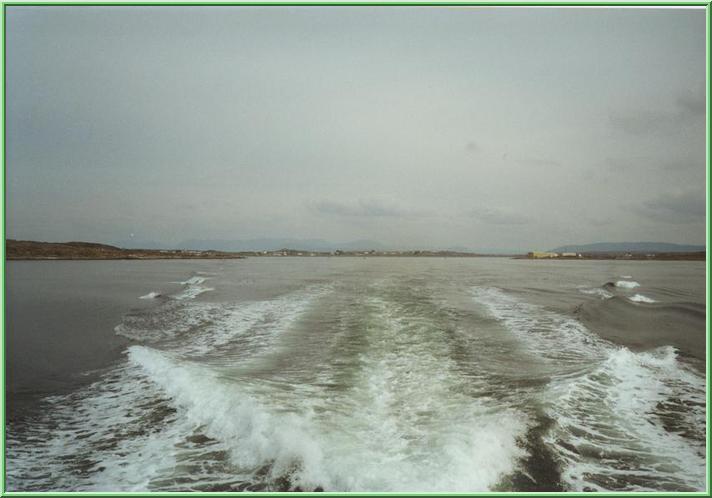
[528,251,559,259]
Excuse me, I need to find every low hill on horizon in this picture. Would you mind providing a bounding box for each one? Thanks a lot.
[5,239,246,260]
[550,242,706,253]
[171,238,388,252]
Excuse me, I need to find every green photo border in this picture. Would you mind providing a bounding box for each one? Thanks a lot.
[0,1,709,496]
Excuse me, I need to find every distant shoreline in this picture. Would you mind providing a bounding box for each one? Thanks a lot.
[4,240,706,261]
[517,256,705,261]
[5,239,507,260]
[513,253,705,261]
[5,240,247,261]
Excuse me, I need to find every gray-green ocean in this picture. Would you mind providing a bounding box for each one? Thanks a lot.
[5,257,707,492]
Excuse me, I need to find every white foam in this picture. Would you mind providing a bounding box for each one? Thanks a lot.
[181,285,332,356]
[578,287,614,299]
[620,275,633,279]
[472,287,706,491]
[114,300,227,343]
[12,282,529,492]
[173,285,214,300]
[13,282,703,493]
[6,362,188,491]
[119,289,529,492]
[180,276,207,285]
[629,293,656,303]
[116,284,333,349]
[130,329,530,492]
[129,346,329,489]
[169,275,214,300]
[615,280,640,289]
[139,291,161,300]
[472,286,608,371]
[318,295,529,491]
[545,346,706,491]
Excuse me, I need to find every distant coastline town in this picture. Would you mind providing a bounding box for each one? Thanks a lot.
[5,240,706,261]
[519,251,704,261]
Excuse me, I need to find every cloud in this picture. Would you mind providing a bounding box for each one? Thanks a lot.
[310,198,429,218]
[516,158,561,167]
[5,8,705,249]
[608,109,678,135]
[609,87,706,135]
[585,216,613,227]
[470,207,531,225]
[676,84,706,116]
[630,190,706,223]
[603,157,704,183]
[465,141,479,153]
[604,156,647,171]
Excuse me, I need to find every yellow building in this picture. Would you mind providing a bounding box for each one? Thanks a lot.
[528,251,559,259]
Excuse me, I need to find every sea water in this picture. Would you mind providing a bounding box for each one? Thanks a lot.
[5,257,707,492]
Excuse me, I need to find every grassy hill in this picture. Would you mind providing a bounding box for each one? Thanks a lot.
[6,240,246,260]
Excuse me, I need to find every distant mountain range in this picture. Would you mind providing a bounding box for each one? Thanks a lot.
[133,238,389,252]
[550,242,706,253]
[115,238,498,253]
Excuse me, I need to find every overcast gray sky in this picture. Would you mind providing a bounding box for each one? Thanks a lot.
[6,6,707,252]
